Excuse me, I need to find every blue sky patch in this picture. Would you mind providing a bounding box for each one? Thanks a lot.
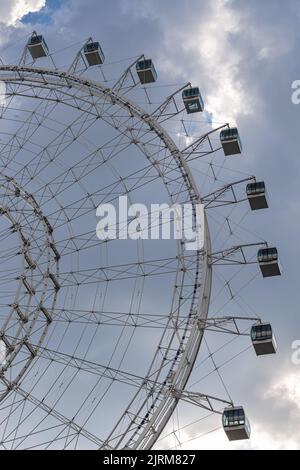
[22,0,65,24]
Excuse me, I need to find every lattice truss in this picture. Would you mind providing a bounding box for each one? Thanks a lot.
[0,34,276,450]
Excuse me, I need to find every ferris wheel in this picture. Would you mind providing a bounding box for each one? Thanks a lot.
[0,32,281,450]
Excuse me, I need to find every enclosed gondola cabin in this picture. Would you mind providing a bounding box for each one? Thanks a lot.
[220,127,242,156]
[222,407,251,441]
[136,59,157,84]
[246,181,268,210]
[258,247,282,278]
[27,35,49,59]
[251,323,277,356]
[182,87,204,114]
[84,42,105,66]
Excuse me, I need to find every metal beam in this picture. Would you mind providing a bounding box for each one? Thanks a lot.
[172,389,233,414]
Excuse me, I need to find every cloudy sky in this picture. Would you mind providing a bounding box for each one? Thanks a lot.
[0,0,299,450]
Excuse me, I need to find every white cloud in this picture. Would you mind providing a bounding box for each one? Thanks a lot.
[161,421,299,451]
[266,371,300,410]
[124,0,254,125]
[0,0,45,26]
[184,0,251,125]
